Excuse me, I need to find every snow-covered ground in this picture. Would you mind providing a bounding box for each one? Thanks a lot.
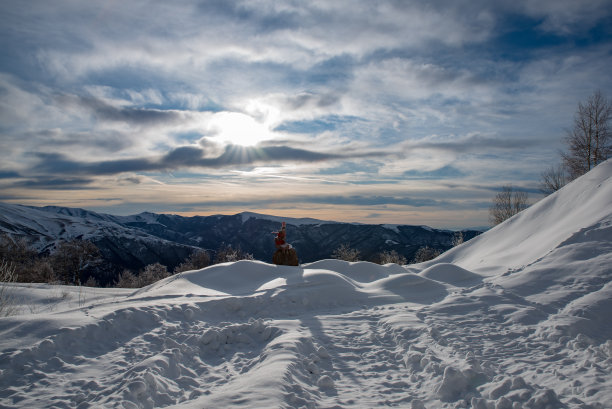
[1,160,611,409]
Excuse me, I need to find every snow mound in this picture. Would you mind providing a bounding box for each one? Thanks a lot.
[135,259,432,311]
[139,260,299,296]
[419,263,483,287]
[367,273,448,303]
[303,259,407,282]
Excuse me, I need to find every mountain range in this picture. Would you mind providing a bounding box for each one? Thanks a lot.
[0,203,481,281]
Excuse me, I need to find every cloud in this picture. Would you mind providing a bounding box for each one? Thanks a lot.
[515,0,612,35]
[407,134,543,154]
[283,92,342,110]
[19,129,137,153]
[59,95,187,126]
[1,0,611,226]
[30,144,387,176]
[196,0,302,33]
[9,177,97,190]
[132,193,458,212]
[403,165,467,179]
[0,170,20,179]
[301,195,448,208]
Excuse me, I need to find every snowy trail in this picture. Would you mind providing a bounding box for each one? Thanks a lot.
[298,307,425,408]
[1,273,611,408]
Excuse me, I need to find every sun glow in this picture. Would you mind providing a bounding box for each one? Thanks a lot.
[208,112,275,146]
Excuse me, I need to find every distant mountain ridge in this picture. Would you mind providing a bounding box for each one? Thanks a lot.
[0,203,482,280]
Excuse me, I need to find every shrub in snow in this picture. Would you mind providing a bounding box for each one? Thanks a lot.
[331,243,360,262]
[452,231,464,247]
[138,263,170,287]
[115,269,138,288]
[174,249,210,273]
[214,245,253,264]
[114,263,169,288]
[412,246,441,263]
[376,250,407,265]
[0,260,17,316]
[83,276,99,287]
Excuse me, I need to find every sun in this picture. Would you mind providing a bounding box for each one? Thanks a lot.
[209,112,275,146]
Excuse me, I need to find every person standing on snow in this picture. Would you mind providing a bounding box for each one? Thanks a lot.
[274,222,292,251]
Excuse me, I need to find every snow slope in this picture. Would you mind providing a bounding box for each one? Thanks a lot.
[0,202,189,253]
[239,212,343,226]
[0,160,611,409]
[430,159,611,275]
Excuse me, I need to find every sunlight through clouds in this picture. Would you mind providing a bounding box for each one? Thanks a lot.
[206,112,276,147]
[0,0,611,227]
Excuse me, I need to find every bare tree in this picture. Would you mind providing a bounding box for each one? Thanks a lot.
[51,240,102,285]
[83,276,99,287]
[0,261,17,317]
[539,164,570,195]
[174,249,211,273]
[0,234,59,283]
[562,91,612,179]
[489,185,529,226]
[214,245,253,264]
[137,262,169,286]
[331,243,360,262]
[115,269,138,288]
[452,231,464,247]
[376,250,407,265]
[412,246,441,263]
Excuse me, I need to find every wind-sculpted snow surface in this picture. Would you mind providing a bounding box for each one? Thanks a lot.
[1,160,611,408]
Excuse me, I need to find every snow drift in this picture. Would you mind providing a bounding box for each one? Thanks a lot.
[0,160,611,409]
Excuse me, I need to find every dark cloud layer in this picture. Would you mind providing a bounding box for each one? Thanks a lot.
[403,165,467,179]
[60,95,186,126]
[147,193,463,212]
[9,177,97,190]
[31,144,375,176]
[0,170,21,179]
[410,135,543,153]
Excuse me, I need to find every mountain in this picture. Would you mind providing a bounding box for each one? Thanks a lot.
[1,161,610,408]
[0,203,197,281]
[0,204,481,277]
[111,211,481,262]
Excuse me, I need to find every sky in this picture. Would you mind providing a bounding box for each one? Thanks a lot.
[1,0,611,229]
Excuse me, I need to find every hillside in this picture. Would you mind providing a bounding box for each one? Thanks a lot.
[0,160,610,408]
[0,203,197,281]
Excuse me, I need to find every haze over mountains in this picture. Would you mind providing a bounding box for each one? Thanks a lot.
[0,204,481,283]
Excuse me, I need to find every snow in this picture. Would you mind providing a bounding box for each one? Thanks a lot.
[0,203,172,252]
[1,160,611,408]
[239,212,339,226]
